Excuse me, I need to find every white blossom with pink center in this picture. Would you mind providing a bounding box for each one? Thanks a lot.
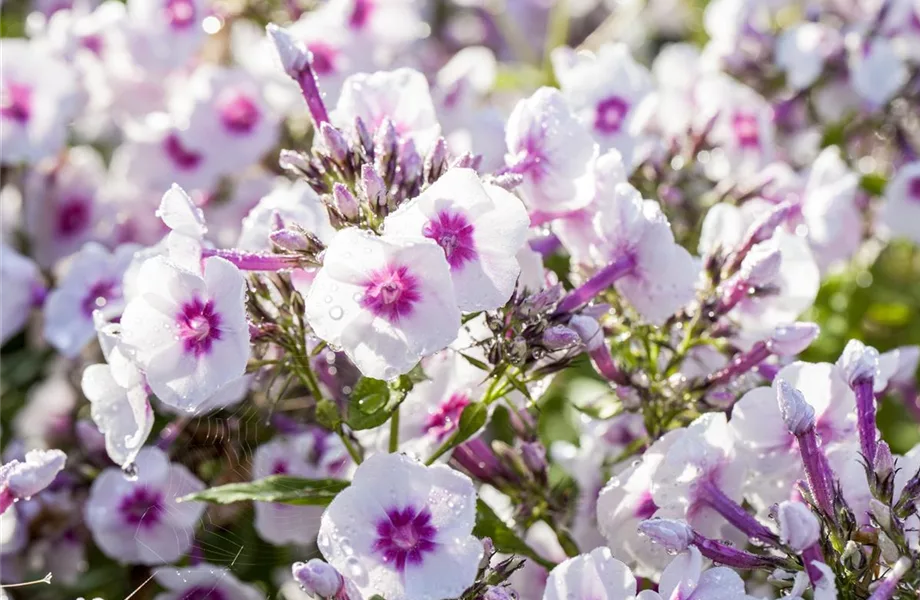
[0,38,80,165]
[252,430,351,546]
[504,87,598,219]
[317,453,482,600]
[24,146,108,268]
[731,361,858,508]
[880,160,920,244]
[84,447,205,565]
[125,0,207,71]
[692,73,775,181]
[153,563,264,600]
[588,182,699,325]
[43,242,138,358]
[649,546,756,600]
[174,66,280,175]
[384,168,530,311]
[0,243,43,345]
[551,43,654,170]
[304,228,460,380]
[332,68,441,151]
[119,254,250,412]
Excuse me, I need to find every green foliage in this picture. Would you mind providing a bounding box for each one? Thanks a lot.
[181,475,349,505]
[472,500,555,569]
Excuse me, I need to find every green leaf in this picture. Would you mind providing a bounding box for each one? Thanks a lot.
[181,476,349,505]
[425,402,489,464]
[472,500,555,569]
[860,173,887,197]
[460,352,490,371]
[345,377,396,430]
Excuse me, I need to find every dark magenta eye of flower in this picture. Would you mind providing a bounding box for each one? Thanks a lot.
[372,505,438,572]
[360,264,421,323]
[164,134,204,170]
[422,210,477,270]
[119,486,164,528]
[594,95,630,134]
[909,177,920,203]
[732,112,760,148]
[81,279,120,317]
[1,81,33,124]
[176,297,223,356]
[424,393,470,441]
[180,587,227,600]
[218,92,261,134]
[56,197,92,237]
[306,42,338,76]
[165,0,196,29]
[348,0,374,29]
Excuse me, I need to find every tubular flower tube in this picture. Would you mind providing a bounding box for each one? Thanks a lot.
[556,254,636,314]
[266,23,330,127]
[776,380,836,516]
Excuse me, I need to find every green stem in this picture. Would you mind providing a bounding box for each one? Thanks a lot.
[337,427,363,465]
[389,406,400,453]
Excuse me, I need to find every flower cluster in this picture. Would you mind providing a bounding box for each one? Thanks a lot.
[2,0,919,599]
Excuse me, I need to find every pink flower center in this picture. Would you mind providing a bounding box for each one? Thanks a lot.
[56,196,92,237]
[908,177,920,204]
[164,133,203,171]
[81,34,104,55]
[348,0,374,29]
[180,588,227,600]
[81,279,119,317]
[176,297,223,356]
[271,460,288,475]
[360,264,421,322]
[218,92,260,134]
[594,95,630,134]
[422,210,477,270]
[424,393,470,441]
[373,506,438,572]
[165,0,196,29]
[732,112,760,148]
[1,81,33,124]
[119,486,164,528]
[306,42,338,76]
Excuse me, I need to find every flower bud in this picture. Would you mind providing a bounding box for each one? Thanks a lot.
[870,498,892,530]
[425,137,449,181]
[267,23,309,78]
[520,442,547,475]
[320,122,350,165]
[360,164,386,208]
[400,138,422,182]
[776,379,815,435]
[767,322,820,356]
[483,585,517,600]
[279,149,312,175]
[875,441,894,480]
[269,228,311,252]
[742,201,794,247]
[292,559,344,598]
[777,501,820,551]
[332,183,359,220]
[568,315,602,351]
[740,242,782,286]
[479,537,494,570]
[541,324,580,350]
[637,518,693,555]
[838,339,879,386]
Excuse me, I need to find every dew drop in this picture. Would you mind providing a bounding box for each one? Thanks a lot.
[122,462,139,481]
[324,295,333,303]
[329,306,344,320]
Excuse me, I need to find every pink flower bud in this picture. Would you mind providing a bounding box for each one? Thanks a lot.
[838,339,879,386]
[777,501,820,551]
[767,322,820,356]
[332,183,359,220]
[292,559,344,599]
[638,518,693,554]
[776,379,815,435]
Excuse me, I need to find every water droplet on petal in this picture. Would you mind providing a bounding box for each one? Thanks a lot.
[329,306,344,320]
[122,462,139,481]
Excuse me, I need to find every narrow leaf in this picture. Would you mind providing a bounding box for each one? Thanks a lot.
[180,476,349,506]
